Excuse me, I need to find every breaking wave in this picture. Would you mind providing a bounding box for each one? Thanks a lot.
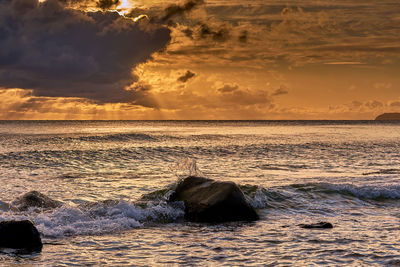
[288,182,400,200]
[243,182,400,210]
[1,180,400,239]
[0,199,184,238]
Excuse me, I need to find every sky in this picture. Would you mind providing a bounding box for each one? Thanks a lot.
[0,0,399,119]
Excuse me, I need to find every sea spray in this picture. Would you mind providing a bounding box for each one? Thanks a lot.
[169,157,205,181]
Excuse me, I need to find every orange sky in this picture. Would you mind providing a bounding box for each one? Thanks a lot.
[0,0,399,119]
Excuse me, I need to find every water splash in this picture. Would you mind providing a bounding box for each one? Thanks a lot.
[169,157,204,181]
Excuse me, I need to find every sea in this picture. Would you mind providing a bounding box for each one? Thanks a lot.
[0,120,399,266]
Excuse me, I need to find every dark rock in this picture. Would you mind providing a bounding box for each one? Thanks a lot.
[139,188,171,201]
[299,222,333,229]
[13,191,62,211]
[375,113,400,120]
[169,176,259,223]
[0,220,43,251]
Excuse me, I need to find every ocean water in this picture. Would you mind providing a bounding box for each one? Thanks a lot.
[0,120,400,266]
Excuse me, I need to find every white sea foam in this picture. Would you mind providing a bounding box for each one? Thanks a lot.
[0,200,184,238]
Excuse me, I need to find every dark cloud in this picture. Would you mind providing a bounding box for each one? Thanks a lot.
[126,7,162,21]
[199,23,230,42]
[178,22,232,43]
[0,0,171,104]
[221,89,271,106]
[56,0,100,9]
[157,1,400,71]
[217,84,239,93]
[271,85,289,96]
[162,0,205,22]
[182,28,194,39]
[365,100,383,109]
[216,84,271,106]
[97,0,119,10]
[127,82,159,108]
[11,0,39,14]
[177,70,196,82]
[238,30,247,43]
[54,0,123,10]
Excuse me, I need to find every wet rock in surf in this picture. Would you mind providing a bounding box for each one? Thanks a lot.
[299,222,333,229]
[169,176,259,223]
[13,191,62,211]
[0,220,43,251]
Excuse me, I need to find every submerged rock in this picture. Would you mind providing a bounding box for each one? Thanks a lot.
[0,220,43,251]
[13,191,62,211]
[299,222,333,229]
[169,176,259,223]
[139,188,172,201]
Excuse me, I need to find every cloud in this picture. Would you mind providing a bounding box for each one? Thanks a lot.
[178,22,233,44]
[374,82,392,89]
[344,99,387,112]
[57,0,117,11]
[217,84,239,93]
[0,88,166,119]
[162,0,205,22]
[221,90,270,106]
[271,85,289,96]
[238,30,248,43]
[350,100,363,108]
[177,70,196,82]
[97,0,119,10]
[365,100,384,109]
[154,1,400,71]
[126,81,159,108]
[390,101,400,107]
[0,0,171,103]
[215,84,271,106]
[198,23,230,42]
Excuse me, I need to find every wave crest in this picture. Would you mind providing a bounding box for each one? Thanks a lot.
[289,183,400,200]
[0,199,184,238]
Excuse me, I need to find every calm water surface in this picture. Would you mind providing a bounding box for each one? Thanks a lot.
[0,121,399,266]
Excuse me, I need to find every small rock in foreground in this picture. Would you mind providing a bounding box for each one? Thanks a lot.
[0,220,43,251]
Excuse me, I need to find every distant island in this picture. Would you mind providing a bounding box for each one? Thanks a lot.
[375,113,400,120]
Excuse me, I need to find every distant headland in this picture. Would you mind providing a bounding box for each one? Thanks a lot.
[375,113,400,120]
